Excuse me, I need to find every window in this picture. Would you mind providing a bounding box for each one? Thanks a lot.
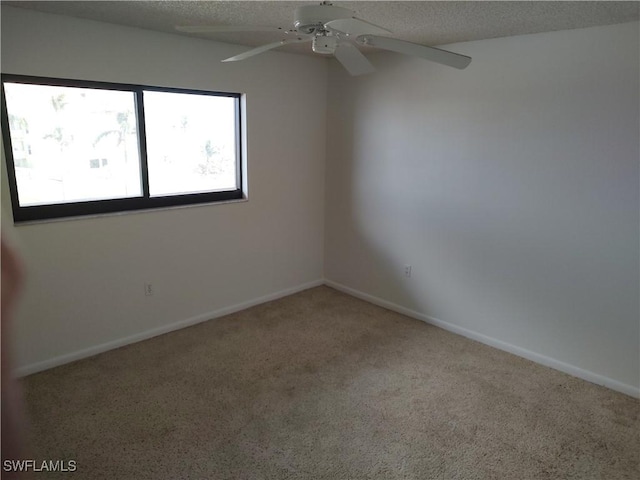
[1,75,243,222]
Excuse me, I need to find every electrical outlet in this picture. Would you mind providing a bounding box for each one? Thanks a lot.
[144,283,154,296]
[404,265,412,278]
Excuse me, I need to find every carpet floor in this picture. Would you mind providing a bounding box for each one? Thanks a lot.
[22,286,639,479]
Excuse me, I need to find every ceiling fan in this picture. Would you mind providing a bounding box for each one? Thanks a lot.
[176,1,472,76]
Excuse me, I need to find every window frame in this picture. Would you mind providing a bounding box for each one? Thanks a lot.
[1,74,244,223]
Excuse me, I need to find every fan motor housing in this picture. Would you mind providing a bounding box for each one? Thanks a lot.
[293,4,352,34]
[312,36,338,55]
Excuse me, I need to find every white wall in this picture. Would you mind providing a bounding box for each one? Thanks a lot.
[1,6,327,373]
[325,22,639,394]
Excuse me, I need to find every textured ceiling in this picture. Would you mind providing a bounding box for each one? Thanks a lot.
[4,1,639,55]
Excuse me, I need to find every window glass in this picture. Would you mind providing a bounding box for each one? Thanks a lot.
[2,76,244,223]
[143,90,238,197]
[3,83,142,206]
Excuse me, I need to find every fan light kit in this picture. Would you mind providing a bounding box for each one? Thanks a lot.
[176,1,472,76]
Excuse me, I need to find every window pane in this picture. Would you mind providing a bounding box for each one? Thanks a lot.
[143,91,238,197]
[3,83,142,206]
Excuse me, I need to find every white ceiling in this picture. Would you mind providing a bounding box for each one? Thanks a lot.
[5,1,639,55]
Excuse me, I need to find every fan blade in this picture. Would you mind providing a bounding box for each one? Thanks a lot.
[325,17,391,37]
[334,43,376,76]
[222,37,312,62]
[357,35,472,69]
[176,25,288,34]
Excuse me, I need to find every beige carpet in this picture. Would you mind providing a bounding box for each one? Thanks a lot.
[22,286,639,479]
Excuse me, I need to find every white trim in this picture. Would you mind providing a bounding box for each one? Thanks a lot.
[17,277,639,399]
[15,198,249,227]
[15,279,324,377]
[324,280,640,399]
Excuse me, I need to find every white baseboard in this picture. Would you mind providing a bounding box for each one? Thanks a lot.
[15,279,324,378]
[324,280,640,399]
[16,277,640,399]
